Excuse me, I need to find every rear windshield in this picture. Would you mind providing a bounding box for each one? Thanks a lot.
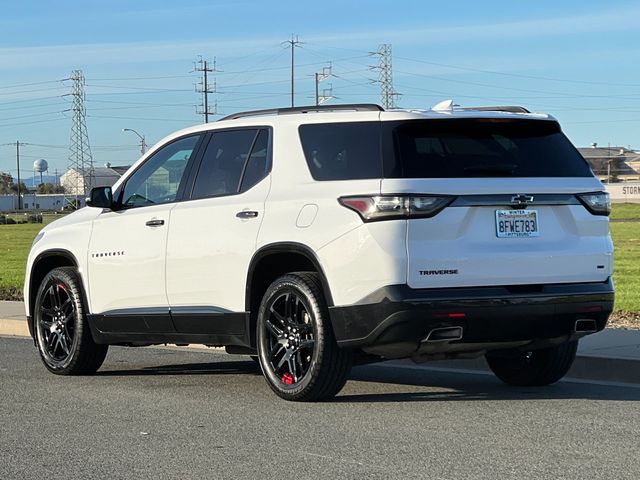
[386,119,592,178]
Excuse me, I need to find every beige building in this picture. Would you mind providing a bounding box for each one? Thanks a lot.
[60,165,130,195]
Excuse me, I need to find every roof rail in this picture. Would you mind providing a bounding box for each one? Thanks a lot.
[458,105,531,114]
[218,103,384,121]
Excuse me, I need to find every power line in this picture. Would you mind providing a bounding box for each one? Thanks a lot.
[87,74,197,81]
[395,56,640,88]
[0,79,65,90]
[87,114,195,122]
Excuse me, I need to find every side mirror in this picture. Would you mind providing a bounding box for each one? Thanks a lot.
[86,186,114,209]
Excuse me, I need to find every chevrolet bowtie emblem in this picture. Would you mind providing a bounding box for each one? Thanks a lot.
[511,194,534,205]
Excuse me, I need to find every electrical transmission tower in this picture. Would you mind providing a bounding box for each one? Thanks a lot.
[370,44,399,109]
[315,64,333,105]
[195,56,218,123]
[66,70,94,206]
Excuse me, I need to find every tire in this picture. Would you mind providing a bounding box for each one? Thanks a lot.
[256,272,352,402]
[485,341,578,386]
[33,267,108,375]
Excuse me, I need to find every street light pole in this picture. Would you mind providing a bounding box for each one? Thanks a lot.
[122,128,146,156]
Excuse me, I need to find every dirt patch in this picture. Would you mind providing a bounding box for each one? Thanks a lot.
[607,310,640,330]
[0,287,23,302]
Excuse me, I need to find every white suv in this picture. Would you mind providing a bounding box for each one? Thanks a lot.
[24,103,614,401]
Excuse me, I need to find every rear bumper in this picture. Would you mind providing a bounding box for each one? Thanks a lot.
[329,279,614,359]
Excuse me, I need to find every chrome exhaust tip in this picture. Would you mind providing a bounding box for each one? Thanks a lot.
[422,326,464,343]
[574,319,598,333]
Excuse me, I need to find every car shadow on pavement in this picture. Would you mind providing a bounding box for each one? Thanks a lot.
[96,360,263,377]
[335,363,640,403]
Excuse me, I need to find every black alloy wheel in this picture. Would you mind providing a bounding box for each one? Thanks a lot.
[38,281,76,364]
[34,267,108,375]
[263,291,316,385]
[257,272,352,401]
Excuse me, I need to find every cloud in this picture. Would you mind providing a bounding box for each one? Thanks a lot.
[306,4,640,45]
[0,3,638,72]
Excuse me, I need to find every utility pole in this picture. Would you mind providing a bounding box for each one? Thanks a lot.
[283,35,302,107]
[370,44,399,109]
[16,141,21,210]
[65,70,94,207]
[315,64,332,105]
[195,56,218,123]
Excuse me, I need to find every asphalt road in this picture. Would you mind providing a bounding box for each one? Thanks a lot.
[1,336,639,480]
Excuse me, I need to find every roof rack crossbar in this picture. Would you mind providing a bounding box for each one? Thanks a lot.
[458,105,531,114]
[219,103,384,121]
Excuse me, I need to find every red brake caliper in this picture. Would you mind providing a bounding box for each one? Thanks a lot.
[281,373,294,385]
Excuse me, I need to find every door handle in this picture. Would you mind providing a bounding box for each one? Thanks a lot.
[236,210,259,219]
[145,219,165,227]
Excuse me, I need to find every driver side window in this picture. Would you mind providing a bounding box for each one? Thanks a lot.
[121,135,200,208]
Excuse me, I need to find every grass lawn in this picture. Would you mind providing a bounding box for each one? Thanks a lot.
[0,206,638,312]
[610,221,640,311]
[0,223,44,299]
[609,202,640,221]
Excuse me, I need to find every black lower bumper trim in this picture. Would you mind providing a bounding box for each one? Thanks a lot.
[329,280,614,357]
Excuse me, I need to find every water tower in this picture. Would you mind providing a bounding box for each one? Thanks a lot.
[33,159,48,185]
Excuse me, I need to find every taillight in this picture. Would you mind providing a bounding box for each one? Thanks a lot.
[577,192,610,216]
[338,195,455,222]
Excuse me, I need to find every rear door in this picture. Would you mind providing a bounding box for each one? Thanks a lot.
[165,128,271,332]
[381,118,612,289]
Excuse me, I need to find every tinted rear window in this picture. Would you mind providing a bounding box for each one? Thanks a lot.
[386,119,592,178]
[299,122,382,180]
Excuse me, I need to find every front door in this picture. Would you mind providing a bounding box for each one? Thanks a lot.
[87,134,203,334]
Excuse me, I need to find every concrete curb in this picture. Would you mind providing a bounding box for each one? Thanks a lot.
[2,317,639,385]
[0,319,30,337]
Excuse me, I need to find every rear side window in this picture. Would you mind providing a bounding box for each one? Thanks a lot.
[240,129,269,192]
[386,119,592,178]
[299,122,382,180]
[192,129,268,199]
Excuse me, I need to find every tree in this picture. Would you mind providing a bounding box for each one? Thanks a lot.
[0,172,12,194]
[9,181,28,194]
[36,183,65,194]
[0,172,26,195]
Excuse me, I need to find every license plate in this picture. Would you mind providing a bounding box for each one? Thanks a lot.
[495,209,539,238]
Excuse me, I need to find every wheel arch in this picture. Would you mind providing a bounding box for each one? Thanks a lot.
[245,242,333,347]
[28,249,80,337]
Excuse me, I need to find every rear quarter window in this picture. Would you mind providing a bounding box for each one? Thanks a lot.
[298,122,382,180]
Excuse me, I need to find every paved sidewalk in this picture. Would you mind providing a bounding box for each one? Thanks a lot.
[3,300,639,383]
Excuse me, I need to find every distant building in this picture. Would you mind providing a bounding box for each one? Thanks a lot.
[0,194,67,211]
[60,165,130,195]
[577,145,640,182]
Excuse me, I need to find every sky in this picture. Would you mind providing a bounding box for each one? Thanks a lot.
[1,0,639,180]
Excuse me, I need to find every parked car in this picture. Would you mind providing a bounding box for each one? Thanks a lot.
[24,103,614,401]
